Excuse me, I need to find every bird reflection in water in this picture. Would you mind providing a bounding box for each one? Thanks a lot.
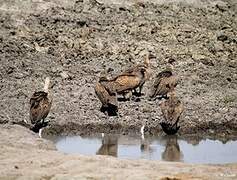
[96,134,118,157]
[140,138,155,157]
[162,135,183,162]
[140,125,155,157]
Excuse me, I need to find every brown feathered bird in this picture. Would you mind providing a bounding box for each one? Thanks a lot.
[97,68,146,101]
[97,54,150,101]
[30,77,52,135]
[123,54,151,96]
[150,69,178,100]
[95,73,118,116]
[110,65,148,100]
[159,91,184,135]
[113,69,146,94]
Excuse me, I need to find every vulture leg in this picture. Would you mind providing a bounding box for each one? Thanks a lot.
[132,89,138,96]
[138,83,145,96]
[30,119,49,133]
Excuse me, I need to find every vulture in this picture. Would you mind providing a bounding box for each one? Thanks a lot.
[159,91,184,135]
[96,54,150,101]
[97,67,147,101]
[113,68,146,96]
[30,77,52,136]
[150,69,178,100]
[94,73,118,116]
[123,54,151,96]
[109,64,148,100]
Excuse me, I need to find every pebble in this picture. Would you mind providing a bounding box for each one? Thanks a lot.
[60,71,70,79]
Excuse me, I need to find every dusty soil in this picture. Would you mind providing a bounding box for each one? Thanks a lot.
[0,0,237,137]
[0,0,237,179]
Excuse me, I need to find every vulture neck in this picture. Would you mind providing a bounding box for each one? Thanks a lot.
[44,77,50,93]
[144,53,150,67]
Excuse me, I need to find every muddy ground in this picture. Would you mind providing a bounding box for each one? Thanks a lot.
[0,0,237,179]
[0,0,237,137]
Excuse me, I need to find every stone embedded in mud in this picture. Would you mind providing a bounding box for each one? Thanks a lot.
[215,2,229,12]
[60,71,70,79]
[199,58,214,66]
[192,54,206,61]
[228,61,237,68]
[217,34,228,42]
[6,67,14,74]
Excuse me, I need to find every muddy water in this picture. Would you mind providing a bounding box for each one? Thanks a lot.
[47,134,237,164]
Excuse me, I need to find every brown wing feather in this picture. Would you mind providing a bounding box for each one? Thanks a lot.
[30,91,51,124]
[160,97,184,124]
[151,78,168,97]
[113,75,140,93]
[99,66,147,96]
[172,101,184,123]
[95,82,118,107]
[160,101,169,121]
[158,70,173,78]
[150,76,163,97]
[151,74,178,98]
[168,76,178,92]
[30,91,46,109]
[108,94,118,107]
[99,80,117,95]
[42,99,52,120]
[95,82,109,107]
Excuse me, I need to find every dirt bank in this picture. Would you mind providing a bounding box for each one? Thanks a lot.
[0,0,237,138]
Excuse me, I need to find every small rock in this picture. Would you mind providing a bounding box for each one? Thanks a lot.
[217,34,228,42]
[219,107,228,114]
[6,67,14,74]
[215,2,228,12]
[226,77,231,82]
[199,58,214,66]
[214,42,224,52]
[14,73,25,79]
[47,47,54,55]
[192,54,206,61]
[34,42,48,53]
[168,58,176,64]
[209,129,214,134]
[107,67,114,72]
[228,61,237,68]
[60,71,70,79]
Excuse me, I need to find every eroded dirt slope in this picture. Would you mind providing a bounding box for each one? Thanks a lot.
[0,0,236,137]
